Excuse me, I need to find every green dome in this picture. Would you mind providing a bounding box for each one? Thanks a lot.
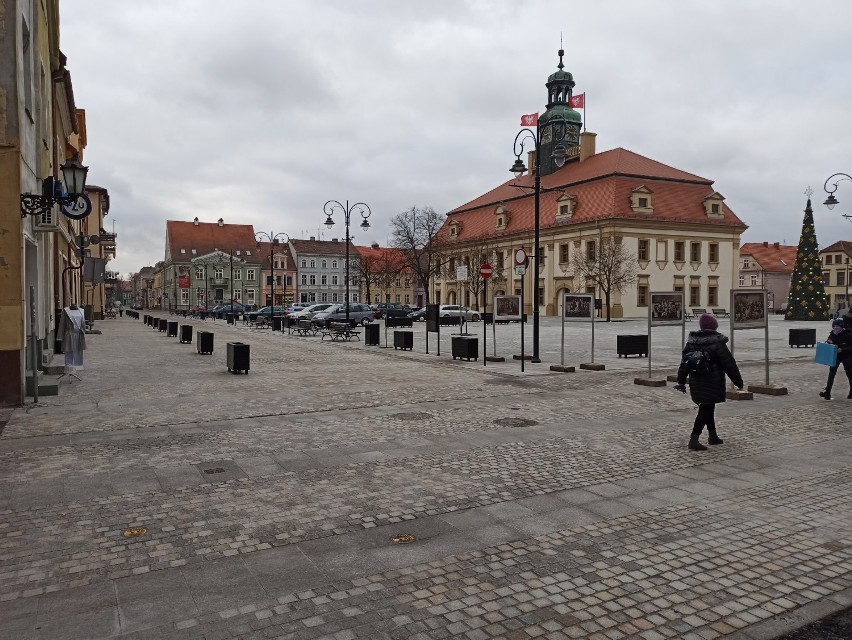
[548,69,574,83]
[541,104,582,124]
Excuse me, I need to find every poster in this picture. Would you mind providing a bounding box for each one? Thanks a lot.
[650,292,684,326]
[178,266,191,289]
[562,293,593,321]
[731,290,767,329]
[494,295,521,321]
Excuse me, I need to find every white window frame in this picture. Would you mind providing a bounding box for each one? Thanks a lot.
[246,269,256,280]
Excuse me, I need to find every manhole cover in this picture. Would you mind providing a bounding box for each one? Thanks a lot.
[392,534,416,544]
[390,412,432,421]
[122,527,147,538]
[494,417,538,428]
[204,467,227,474]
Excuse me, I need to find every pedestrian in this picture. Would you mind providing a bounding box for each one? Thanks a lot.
[118,303,123,318]
[819,318,852,400]
[674,314,744,451]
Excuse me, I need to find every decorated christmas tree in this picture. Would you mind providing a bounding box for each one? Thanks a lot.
[785,197,829,321]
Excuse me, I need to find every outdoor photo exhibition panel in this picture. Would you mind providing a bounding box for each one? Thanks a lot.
[493,295,522,367]
[647,291,685,379]
[730,289,769,385]
[560,293,595,368]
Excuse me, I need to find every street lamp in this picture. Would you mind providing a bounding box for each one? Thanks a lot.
[20,155,89,217]
[323,200,371,324]
[510,119,570,363]
[256,231,290,312]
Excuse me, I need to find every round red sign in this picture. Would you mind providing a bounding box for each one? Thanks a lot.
[480,263,493,278]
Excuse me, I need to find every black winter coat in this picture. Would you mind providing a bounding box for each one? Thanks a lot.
[677,330,744,405]
[826,327,852,362]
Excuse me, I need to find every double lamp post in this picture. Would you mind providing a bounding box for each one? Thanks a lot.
[255,231,290,310]
[323,200,371,324]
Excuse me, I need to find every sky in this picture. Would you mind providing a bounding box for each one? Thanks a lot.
[60,0,852,277]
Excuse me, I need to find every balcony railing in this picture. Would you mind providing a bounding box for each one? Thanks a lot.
[209,277,229,286]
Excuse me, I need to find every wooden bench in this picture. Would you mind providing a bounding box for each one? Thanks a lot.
[292,318,319,336]
[322,321,361,342]
[711,308,729,317]
[691,308,708,319]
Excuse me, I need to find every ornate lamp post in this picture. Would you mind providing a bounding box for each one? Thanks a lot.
[510,121,570,363]
[20,155,89,217]
[324,200,371,324]
[823,173,852,311]
[255,231,290,312]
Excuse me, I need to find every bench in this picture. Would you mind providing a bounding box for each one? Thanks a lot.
[322,321,360,342]
[711,308,729,317]
[617,334,648,358]
[691,308,708,319]
[292,319,319,336]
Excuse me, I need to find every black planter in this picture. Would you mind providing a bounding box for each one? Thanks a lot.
[227,313,235,325]
[386,316,413,328]
[451,335,478,361]
[167,321,178,337]
[197,331,214,355]
[365,323,380,346]
[158,318,168,332]
[617,334,648,357]
[272,316,283,331]
[788,328,816,348]
[394,330,413,350]
[144,314,149,325]
[227,342,250,374]
[180,324,193,344]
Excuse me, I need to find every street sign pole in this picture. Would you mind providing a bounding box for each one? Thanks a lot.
[480,263,492,367]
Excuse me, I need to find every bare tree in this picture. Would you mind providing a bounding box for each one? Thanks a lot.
[390,206,447,306]
[355,252,377,304]
[571,236,638,322]
[373,249,406,304]
[450,242,508,310]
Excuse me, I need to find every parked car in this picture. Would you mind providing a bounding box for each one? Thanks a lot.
[408,307,427,321]
[312,303,375,327]
[211,302,247,314]
[439,305,481,321]
[372,303,410,319]
[251,305,287,318]
[285,303,310,316]
[290,303,335,320]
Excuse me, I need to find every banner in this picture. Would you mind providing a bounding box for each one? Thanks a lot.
[568,93,585,108]
[520,113,538,127]
[178,266,191,288]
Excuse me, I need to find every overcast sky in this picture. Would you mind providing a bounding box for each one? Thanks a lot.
[60,0,852,276]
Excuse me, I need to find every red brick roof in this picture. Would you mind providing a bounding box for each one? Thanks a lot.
[289,238,356,257]
[820,240,852,256]
[355,245,406,266]
[166,221,257,261]
[740,242,798,273]
[255,241,294,266]
[440,147,747,243]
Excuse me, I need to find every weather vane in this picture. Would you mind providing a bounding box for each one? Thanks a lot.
[804,186,814,198]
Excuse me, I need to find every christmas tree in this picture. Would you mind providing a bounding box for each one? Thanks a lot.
[785,198,829,321]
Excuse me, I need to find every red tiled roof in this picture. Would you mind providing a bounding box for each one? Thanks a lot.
[740,243,798,273]
[255,241,294,266]
[166,221,257,261]
[289,238,356,256]
[820,240,852,256]
[355,245,406,266]
[441,147,746,243]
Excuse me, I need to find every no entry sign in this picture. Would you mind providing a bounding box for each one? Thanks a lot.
[480,263,493,279]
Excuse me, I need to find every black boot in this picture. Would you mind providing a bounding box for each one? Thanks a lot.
[707,432,724,445]
[688,437,708,451]
[820,390,832,400]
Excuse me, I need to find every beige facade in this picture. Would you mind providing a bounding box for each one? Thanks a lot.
[820,241,852,314]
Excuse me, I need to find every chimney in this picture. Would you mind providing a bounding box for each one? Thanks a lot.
[193,217,199,226]
[309,236,315,241]
[332,238,338,243]
[579,131,597,162]
[763,241,768,247]
[527,150,536,176]
[773,242,779,248]
[217,218,224,227]
[371,242,379,249]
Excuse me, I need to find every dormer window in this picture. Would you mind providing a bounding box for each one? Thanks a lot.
[703,192,725,218]
[449,220,462,238]
[555,193,576,220]
[494,204,509,230]
[630,186,654,214]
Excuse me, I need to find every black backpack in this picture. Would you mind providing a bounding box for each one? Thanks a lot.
[681,348,711,376]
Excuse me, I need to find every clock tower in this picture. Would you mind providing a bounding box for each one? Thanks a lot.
[538,49,583,177]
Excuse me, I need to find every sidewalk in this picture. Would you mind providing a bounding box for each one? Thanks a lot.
[0,315,850,639]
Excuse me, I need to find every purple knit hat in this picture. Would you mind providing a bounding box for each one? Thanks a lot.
[699,314,718,331]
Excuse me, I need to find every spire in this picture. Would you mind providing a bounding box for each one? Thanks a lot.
[557,48,564,71]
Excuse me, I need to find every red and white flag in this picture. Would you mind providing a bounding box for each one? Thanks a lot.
[568,93,585,108]
[519,113,538,127]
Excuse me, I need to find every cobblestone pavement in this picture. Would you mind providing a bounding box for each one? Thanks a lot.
[0,315,850,639]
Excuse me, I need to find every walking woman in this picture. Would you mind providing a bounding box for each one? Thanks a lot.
[674,314,744,451]
[819,317,852,400]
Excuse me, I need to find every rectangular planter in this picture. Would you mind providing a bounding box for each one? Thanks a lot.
[227,342,250,374]
[617,334,648,357]
[451,336,479,361]
[197,331,214,355]
[180,324,193,344]
[158,318,168,332]
[167,321,178,337]
[386,316,413,328]
[788,328,816,348]
[364,323,380,346]
[394,330,413,350]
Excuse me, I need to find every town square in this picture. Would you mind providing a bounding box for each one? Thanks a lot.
[2,1,852,638]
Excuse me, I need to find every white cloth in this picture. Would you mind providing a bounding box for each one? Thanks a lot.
[59,307,86,371]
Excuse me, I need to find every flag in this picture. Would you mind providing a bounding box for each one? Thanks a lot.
[520,113,538,127]
[568,93,585,108]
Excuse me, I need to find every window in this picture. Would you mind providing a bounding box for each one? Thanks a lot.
[826,255,833,265]
[301,274,307,285]
[233,269,241,280]
[233,290,241,302]
[824,272,831,286]
[246,290,255,303]
[286,276,293,286]
[711,203,720,214]
[739,274,745,286]
[331,275,338,285]
[709,243,719,263]
[320,275,327,285]
[708,286,718,306]
[838,271,846,286]
[395,295,401,303]
[395,278,401,287]
[586,240,596,261]
[301,259,307,268]
[332,293,338,302]
[538,287,544,306]
[320,292,327,302]
[195,268,204,279]
[496,216,505,228]
[214,268,224,279]
[180,249,186,254]
[22,19,33,117]
[638,197,648,208]
[631,187,653,213]
[181,290,189,302]
[196,289,205,303]
[638,239,650,261]
[405,294,410,304]
[310,259,316,268]
[750,274,758,286]
[276,276,282,285]
[309,275,316,285]
[332,260,338,269]
[637,285,648,307]
[690,286,700,306]
[449,258,456,272]
[656,241,668,261]
[743,257,751,268]
[690,242,701,263]
[404,279,411,287]
[496,251,505,269]
[246,269,256,280]
[674,241,685,262]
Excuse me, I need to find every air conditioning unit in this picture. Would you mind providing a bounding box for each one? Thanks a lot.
[34,206,62,232]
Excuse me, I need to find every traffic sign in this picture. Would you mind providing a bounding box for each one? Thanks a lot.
[514,246,528,266]
[480,263,493,279]
[61,194,93,221]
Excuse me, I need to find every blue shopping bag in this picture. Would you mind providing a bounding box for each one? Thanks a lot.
[814,341,838,367]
